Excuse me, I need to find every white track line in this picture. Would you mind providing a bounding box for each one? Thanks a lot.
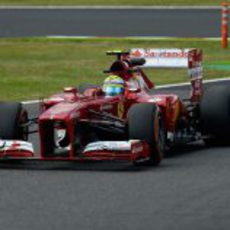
[22,78,230,105]
[46,35,222,41]
[156,77,230,89]
[0,5,221,10]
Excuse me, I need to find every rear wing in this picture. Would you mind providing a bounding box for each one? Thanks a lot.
[130,48,203,103]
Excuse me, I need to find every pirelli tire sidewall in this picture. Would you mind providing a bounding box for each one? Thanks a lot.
[127,103,165,166]
[0,102,27,140]
[200,85,230,142]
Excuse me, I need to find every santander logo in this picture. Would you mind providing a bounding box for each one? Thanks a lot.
[131,50,143,57]
[131,49,189,58]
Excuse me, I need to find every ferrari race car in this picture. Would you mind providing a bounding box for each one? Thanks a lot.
[0,49,229,166]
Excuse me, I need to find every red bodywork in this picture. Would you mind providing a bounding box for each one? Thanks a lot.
[39,88,184,162]
[36,52,191,164]
[0,49,203,164]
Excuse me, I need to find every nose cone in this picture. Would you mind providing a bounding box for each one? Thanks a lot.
[39,102,79,121]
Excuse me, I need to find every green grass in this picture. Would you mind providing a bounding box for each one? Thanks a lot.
[0,0,228,6]
[0,37,229,101]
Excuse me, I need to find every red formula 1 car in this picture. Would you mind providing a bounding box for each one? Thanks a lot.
[0,49,230,166]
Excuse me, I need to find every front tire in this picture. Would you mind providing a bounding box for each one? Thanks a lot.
[0,102,28,140]
[128,103,165,166]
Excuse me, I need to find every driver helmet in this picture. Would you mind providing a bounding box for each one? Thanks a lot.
[102,75,125,96]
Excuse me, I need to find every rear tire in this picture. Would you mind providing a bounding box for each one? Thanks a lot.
[0,102,28,140]
[200,85,230,146]
[128,103,165,166]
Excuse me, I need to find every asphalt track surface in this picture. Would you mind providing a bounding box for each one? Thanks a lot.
[0,8,221,37]
[0,80,230,230]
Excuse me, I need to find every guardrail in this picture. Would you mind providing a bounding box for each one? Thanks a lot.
[222,2,229,48]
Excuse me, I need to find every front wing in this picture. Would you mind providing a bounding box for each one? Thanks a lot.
[0,139,151,164]
[0,140,34,158]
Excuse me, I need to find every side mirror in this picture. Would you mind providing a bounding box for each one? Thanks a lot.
[64,87,79,100]
[126,81,141,93]
[64,87,79,97]
[128,87,141,93]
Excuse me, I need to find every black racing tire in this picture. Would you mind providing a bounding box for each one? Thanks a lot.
[0,102,28,140]
[127,103,165,166]
[200,85,230,146]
